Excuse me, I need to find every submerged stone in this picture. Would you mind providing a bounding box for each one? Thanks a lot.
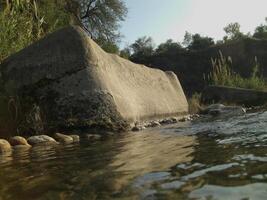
[86,134,101,140]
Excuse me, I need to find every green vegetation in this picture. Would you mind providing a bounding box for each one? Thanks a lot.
[0,0,73,63]
[188,93,203,114]
[0,0,127,64]
[206,52,267,91]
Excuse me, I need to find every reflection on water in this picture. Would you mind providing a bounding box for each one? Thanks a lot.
[1,111,267,199]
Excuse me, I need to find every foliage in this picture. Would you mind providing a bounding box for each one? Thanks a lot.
[120,46,131,59]
[183,32,215,51]
[206,52,267,91]
[0,0,72,63]
[188,92,203,114]
[130,36,155,60]
[253,17,267,39]
[223,22,246,41]
[95,37,120,53]
[78,0,127,43]
[155,39,184,56]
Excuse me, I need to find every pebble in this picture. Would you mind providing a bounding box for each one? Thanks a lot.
[9,136,31,147]
[0,139,12,153]
[148,121,161,127]
[69,135,80,142]
[27,135,58,145]
[54,133,74,144]
[132,126,146,132]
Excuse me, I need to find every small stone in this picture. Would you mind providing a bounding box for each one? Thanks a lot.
[9,136,31,146]
[86,134,101,140]
[27,135,58,145]
[159,118,173,124]
[179,117,186,122]
[170,117,178,123]
[132,126,146,131]
[0,139,12,153]
[54,133,74,144]
[149,121,161,127]
[69,135,80,142]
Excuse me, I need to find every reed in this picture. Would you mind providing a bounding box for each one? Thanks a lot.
[206,51,267,91]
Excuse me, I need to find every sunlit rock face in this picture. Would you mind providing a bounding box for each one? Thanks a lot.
[0,26,188,133]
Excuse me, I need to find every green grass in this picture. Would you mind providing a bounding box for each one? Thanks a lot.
[205,51,267,91]
[0,0,72,63]
[188,92,203,114]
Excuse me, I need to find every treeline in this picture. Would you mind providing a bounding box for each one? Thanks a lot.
[118,20,267,61]
[116,20,267,96]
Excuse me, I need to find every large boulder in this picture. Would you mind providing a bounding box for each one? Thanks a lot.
[0,26,188,133]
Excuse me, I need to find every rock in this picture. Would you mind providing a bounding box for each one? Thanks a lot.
[147,121,161,127]
[0,139,12,153]
[159,118,175,125]
[170,117,178,123]
[86,134,101,140]
[0,26,188,133]
[9,136,31,146]
[132,126,146,132]
[27,135,58,146]
[179,116,191,122]
[13,145,32,150]
[202,104,246,117]
[69,135,80,142]
[54,133,74,144]
[202,85,267,106]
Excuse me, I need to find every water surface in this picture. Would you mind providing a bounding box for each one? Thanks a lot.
[1,111,267,199]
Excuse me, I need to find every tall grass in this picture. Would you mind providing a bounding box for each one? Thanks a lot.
[0,0,72,63]
[188,92,203,114]
[205,51,267,91]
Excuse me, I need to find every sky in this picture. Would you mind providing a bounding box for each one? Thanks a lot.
[120,0,267,48]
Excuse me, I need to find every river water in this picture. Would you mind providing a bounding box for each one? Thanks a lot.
[1,111,267,199]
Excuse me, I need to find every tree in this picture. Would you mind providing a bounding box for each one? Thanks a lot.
[155,39,184,56]
[253,17,267,39]
[78,0,127,43]
[120,46,131,59]
[223,22,245,41]
[182,31,193,47]
[95,37,120,54]
[130,36,155,59]
[183,32,214,51]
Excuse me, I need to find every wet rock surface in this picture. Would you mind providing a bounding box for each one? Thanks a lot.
[9,136,31,146]
[0,139,12,153]
[54,133,74,144]
[27,135,58,146]
[201,104,246,117]
[69,135,80,142]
